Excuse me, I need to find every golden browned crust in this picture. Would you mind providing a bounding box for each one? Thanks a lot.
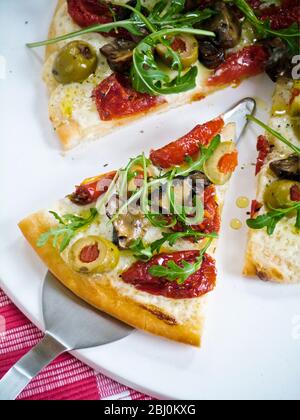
[243,256,285,283]
[19,211,204,346]
[46,0,65,59]
[54,119,82,150]
[243,231,286,283]
[53,102,169,150]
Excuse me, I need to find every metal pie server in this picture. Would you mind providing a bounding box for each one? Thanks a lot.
[0,272,133,400]
[223,97,256,143]
[0,97,256,400]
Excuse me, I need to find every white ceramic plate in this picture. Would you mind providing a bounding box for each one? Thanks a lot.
[1,0,300,400]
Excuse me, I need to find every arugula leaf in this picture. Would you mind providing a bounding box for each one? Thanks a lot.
[247,115,300,156]
[27,20,144,48]
[233,0,300,53]
[37,208,98,253]
[131,27,214,95]
[148,238,213,284]
[146,0,214,27]
[296,208,300,229]
[146,213,177,228]
[129,238,154,261]
[165,169,205,226]
[130,231,217,261]
[151,230,217,253]
[149,259,200,283]
[247,203,300,235]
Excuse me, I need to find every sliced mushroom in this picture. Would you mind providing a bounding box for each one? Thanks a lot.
[100,39,136,73]
[204,2,242,49]
[264,38,294,82]
[269,155,300,181]
[106,196,149,249]
[113,214,149,249]
[198,40,225,69]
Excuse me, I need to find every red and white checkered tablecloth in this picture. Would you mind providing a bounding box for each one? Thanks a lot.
[0,289,153,400]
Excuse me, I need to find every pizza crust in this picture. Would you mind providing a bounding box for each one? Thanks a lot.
[19,211,207,346]
[46,0,67,59]
[244,219,300,284]
[244,230,292,283]
[51,102,170,151]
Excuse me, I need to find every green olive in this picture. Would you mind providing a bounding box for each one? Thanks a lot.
[53,41,98,84]
[69,236,120,274]
[203,141,238,185]
[156,34,199,70]
[264,180,300,211]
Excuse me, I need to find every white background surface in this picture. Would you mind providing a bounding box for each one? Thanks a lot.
[0,0,300,400]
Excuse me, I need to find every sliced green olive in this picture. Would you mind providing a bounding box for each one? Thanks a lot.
[203,141,238,185]
[156,34,199,70]
[69,236,119,274]
[53,41,98,84]
[264,180,300,211]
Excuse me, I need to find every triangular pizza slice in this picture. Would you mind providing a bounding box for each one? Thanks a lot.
[19,115,240,346]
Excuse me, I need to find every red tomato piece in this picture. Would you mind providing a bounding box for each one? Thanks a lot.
[290,88,300,106]
[250,200,262,218]
[122,250,216,299]
[67,0,113,26]
[218,151,238,174]
[67,0,132,39]
[256,135,271,175]
[195,185,221,234]
[261,1,300,30]
[93,74,166,122]
[291,185,300,202]
[171,37,187,52]
[171,185,221,235]
[70,171,117,205]
[80,244,100,263]
[150,117,224,169]
[207,45,269,87]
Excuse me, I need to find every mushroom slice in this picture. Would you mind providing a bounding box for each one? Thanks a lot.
[100,39,136,73]
[106,196,149,249]
[264,38,294,83]
[113,213,149,249]
[269,155,300,182]
[204,2,242,49]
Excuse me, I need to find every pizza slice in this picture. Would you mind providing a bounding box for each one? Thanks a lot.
[19,114,241,346]
[27,0,297,150]
[244,79,300,283]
